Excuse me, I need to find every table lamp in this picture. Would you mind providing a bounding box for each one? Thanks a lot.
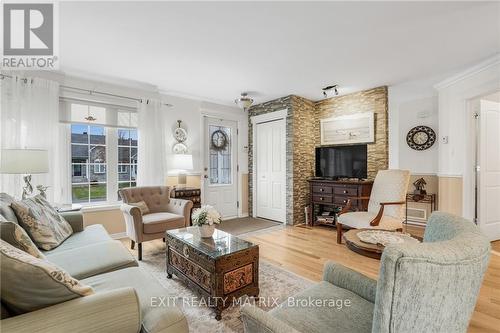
[0,149,49,199]
[171,154,193,189]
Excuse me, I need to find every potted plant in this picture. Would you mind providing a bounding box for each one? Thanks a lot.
[191,205,222,238]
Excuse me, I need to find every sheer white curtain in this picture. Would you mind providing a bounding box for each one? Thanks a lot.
[137,99,168,186]
[0,76,70,203]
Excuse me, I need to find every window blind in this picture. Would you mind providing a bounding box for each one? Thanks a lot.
[59,98,138,128]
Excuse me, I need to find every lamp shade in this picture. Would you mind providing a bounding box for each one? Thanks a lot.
[0,149,49,174]
[171,154,193,171]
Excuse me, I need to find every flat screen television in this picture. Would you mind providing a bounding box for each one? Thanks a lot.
[315,145,367,179]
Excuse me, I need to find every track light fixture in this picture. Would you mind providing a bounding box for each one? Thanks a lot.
[322,85,339,98]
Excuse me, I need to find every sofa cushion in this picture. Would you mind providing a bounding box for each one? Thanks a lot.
[142,212,185,234]
[43,224,112,254]
[129,200,150,215]
[82,267,188,333]
[0,221,46,259]
[11,195,73,250]
[270,281,374,333]
[338,211,402,230]
[0,193,19,224]
[0,239,93,315]
[46,240,138,279]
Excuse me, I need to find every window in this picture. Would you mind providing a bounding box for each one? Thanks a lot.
[118,128,138,192]
[65,101,139,204]
[71,124,107,203]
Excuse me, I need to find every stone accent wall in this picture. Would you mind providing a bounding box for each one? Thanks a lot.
[248,86,388,225]
[291,96,316,225]
[314,86,389,180]
[247,96,294,224]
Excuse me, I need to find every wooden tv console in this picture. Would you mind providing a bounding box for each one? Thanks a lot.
[308,179,373,227]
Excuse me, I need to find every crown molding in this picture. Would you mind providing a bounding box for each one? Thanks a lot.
[60,67,159,93]
[434,54,500,90]
[159,89,234,107]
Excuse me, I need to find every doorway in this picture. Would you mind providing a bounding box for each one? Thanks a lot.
[202,117,238,220]
[252,110,287,223]
[472,91,500,240]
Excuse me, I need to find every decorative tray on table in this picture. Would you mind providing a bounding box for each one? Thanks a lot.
[357,230,420,247]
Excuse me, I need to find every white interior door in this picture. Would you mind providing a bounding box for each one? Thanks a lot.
[255,119,286,223]
[478,99,500,240]
[203,117,238,219]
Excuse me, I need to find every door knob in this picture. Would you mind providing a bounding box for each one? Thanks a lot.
[204,175,208,179]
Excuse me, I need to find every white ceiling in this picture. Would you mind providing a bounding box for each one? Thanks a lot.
[60,1,500,105]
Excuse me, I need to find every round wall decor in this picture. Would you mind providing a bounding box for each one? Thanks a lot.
[406,126,436,151]
[211,130,228,151]
[173,142,188,154]
[172,120,188,153]
[174,120,187,143]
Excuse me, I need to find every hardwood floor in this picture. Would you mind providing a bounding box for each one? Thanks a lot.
[244,225,500,333]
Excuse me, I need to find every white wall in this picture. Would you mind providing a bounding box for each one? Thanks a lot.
[435,54,500,218]
[30,70,247,177]
[388,76,443,174]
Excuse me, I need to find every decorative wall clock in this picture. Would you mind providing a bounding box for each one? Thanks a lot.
[406,126,436,151]
[211,130,228,151]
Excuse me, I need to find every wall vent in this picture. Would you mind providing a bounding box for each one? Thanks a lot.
[407,207,427,223]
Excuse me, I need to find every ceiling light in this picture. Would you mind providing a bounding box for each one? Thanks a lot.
[234,92,254,111]
[322,85,339,98]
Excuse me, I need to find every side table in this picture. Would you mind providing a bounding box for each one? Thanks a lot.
[170,187,201,225]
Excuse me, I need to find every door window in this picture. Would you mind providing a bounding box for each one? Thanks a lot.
[209,125,232,185]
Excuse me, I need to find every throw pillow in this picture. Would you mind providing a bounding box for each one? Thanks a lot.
[0,221,46,259]
[130,200,150,215]
[0,239,93,314]
[10,195,73,250]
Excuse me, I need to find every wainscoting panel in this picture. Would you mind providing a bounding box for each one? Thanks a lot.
[438,176,463,216]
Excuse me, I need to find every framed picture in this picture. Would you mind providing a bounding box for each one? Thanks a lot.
[320,112,375,145]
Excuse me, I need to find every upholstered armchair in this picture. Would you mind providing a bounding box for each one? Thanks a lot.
[336,169,410,243]
[119,186,193,260]
[242,212,491,333]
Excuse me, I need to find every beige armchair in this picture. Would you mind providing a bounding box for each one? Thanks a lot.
[119,186,193,260]
[336,169,410,243]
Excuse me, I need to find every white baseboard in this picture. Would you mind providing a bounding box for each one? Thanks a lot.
[111,232,127,239]
[239,213,249,218]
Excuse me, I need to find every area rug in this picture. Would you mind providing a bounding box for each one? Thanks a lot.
[136,241,313,332]
[216,217,282,235]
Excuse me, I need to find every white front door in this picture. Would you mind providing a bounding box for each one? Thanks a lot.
[255,118,286,223]
[478,99,500,240]
[203,117,238,219]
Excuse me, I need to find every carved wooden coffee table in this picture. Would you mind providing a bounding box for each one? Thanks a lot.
[166,227,259,320]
